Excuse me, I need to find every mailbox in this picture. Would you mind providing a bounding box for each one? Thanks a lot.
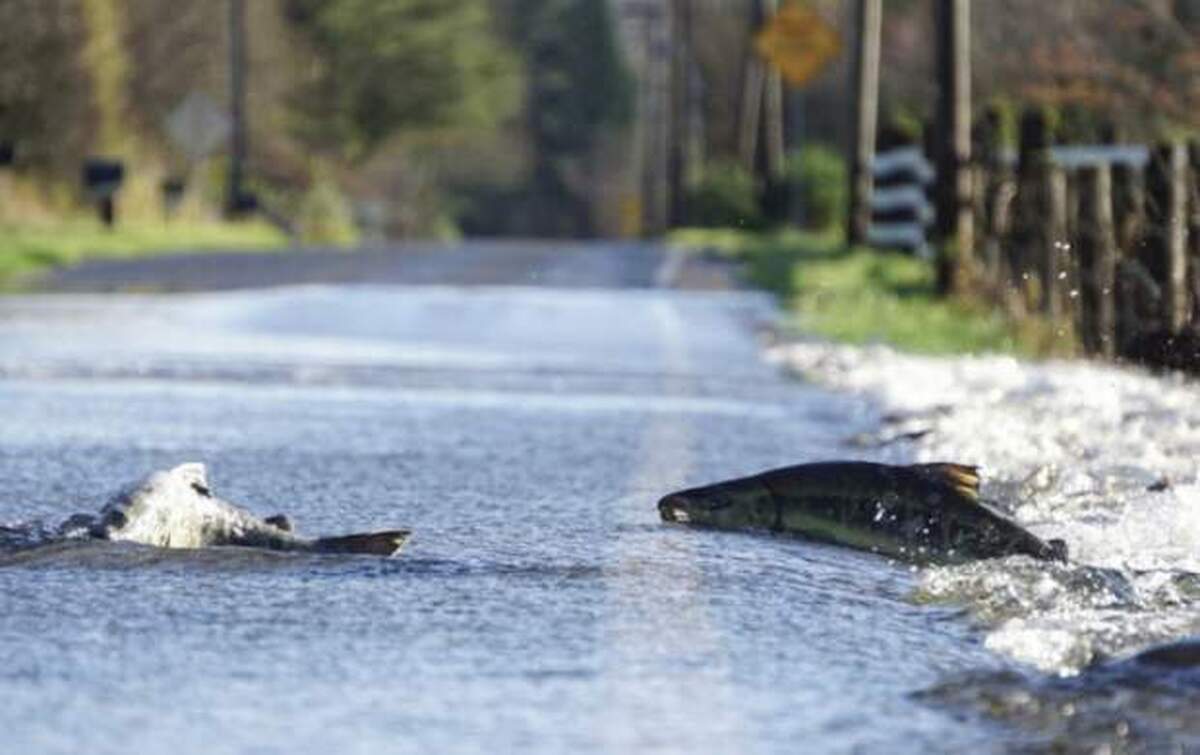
[83,158,125,227]
[83,159,125,199]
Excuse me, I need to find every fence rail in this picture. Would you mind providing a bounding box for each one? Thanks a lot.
[868,113,1200,370]
[948,109,1200,368]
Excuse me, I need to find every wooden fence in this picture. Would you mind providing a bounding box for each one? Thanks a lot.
[945,108,1200,367]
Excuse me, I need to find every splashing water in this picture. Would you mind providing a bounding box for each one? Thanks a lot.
[769,341,1200,674]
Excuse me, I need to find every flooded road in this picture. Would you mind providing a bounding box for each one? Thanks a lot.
[2,243,1194,752]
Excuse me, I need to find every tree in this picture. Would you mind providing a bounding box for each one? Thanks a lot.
[501,0,633,234]
[0,0,97,175]
[287,0,521,161]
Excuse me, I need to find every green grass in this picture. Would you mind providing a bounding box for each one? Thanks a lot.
[670,227,1053,357]
[0,218,290,289]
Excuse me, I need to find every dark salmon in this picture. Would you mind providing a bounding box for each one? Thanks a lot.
[658,461,1067,565]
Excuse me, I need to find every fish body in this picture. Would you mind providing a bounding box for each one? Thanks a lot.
[77,463,408,557]
[658,461,1066,564]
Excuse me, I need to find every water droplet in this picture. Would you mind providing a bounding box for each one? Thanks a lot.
[1068,289,1079,299]
[1057,271,1068,280]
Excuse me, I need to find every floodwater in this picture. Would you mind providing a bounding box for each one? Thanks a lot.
[1,275,1197,752]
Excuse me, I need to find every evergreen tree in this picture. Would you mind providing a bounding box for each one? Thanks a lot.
[287,0,521,160]
[503,0,633,234]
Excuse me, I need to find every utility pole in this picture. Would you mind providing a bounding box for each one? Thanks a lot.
[624,1,669,236]
[668,0,698,228]
[737,0,765,173]
[738,0,785,179]
[846,0,881,245]
[761,0,785,181]
[226,0,248,217]
[933,0,973,292]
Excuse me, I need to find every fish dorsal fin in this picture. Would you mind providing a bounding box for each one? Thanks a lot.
[910,462,981,501]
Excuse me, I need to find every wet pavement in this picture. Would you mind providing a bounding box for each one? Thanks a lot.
[0,241,1057,753]
[32,239,705,292]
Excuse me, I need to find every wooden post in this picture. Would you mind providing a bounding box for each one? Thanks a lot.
[1106,124,1144,257]
[1076,165,1117,357]
[1144,142,1189,333]
[1010,108,1053,315]
[973,106,1014,299]
[932,0,973,294]
[846,0,882,245]
[1045,164,1070,320]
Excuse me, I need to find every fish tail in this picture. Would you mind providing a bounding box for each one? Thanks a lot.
[313,530,411,557]
[909,462,981,501]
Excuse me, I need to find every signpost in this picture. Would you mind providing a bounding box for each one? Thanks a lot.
[754,2,841,87]
[165,91,231,164]
[164,91,232,220]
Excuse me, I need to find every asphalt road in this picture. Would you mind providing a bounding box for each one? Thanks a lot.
[0,240,1010,753]
[33,239,736,292]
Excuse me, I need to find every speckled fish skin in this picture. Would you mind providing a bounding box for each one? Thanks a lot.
[84,463,409,557]
[658,461,1067,565]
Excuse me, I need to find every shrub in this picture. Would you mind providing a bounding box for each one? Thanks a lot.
[785,145,846,231]
[685,161,765,230]
[297,176,358,247]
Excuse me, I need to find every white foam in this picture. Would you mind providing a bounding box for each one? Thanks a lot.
[771,341,1200,672]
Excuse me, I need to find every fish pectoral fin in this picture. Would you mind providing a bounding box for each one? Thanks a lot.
[910,462,981,501]
[313,530,411,557]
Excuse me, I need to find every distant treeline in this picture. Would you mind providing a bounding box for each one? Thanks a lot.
[0,0,631,238]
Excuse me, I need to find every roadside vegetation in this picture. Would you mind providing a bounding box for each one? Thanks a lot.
[0,217,286,290]
[672,227,1069,357]
[673,145,1068,358]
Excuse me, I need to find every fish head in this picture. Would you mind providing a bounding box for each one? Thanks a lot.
[658,480,777,530]
[165,462,212,497]
[1046,538,1069,563]
[97,462,214,537]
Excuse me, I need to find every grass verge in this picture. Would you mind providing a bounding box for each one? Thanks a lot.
[0,218,289,289]
[670,227,1064,357]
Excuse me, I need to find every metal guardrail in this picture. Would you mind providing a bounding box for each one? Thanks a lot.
[868,146,935,259]
[867,143,1151,260]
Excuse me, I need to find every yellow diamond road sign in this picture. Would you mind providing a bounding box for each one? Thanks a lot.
[755,3,842,87]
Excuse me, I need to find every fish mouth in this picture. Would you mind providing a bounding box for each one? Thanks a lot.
[657,493,735,524]
[658,494,693,523]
